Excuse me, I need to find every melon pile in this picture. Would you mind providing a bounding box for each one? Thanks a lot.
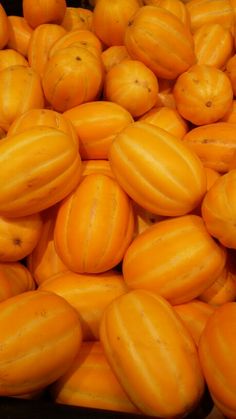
[0,0,235,418]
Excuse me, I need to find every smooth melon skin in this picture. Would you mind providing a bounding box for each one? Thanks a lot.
[0,290,82,396]
[182,122,236,173]
[173,299,215,346]
[186,0,234,34]
[108,121,207,217]
[198,302,236,418]
[124,5,196,79]
[39,269,128,341]
[0,65,45,132]
[0,262,36,302]
[6,16,33,58]
[26,205,68,286]
[7,108,78,147]
[193,23,233,69]
[199,265,236,307]
[54,173,134,274]
[51,341,140,414]
[201,169,236,249]
[100,289,205,418]
[122,214,227,305]
[80,160,114,179]
[63,101,134,160]
[0,126,82,217]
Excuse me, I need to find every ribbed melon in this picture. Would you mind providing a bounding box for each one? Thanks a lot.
[124,6,195,79]
[52,341,139,413]
[54,174,134,273]
[0,126,81,217]
[0,290,82,395]
[39,270,128,340]
[100,289,205,417]
[199,302,236,418]
[173,299,215,345]
[123,215,226,304]
[183,122,236,173]
[109,121,206,216]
